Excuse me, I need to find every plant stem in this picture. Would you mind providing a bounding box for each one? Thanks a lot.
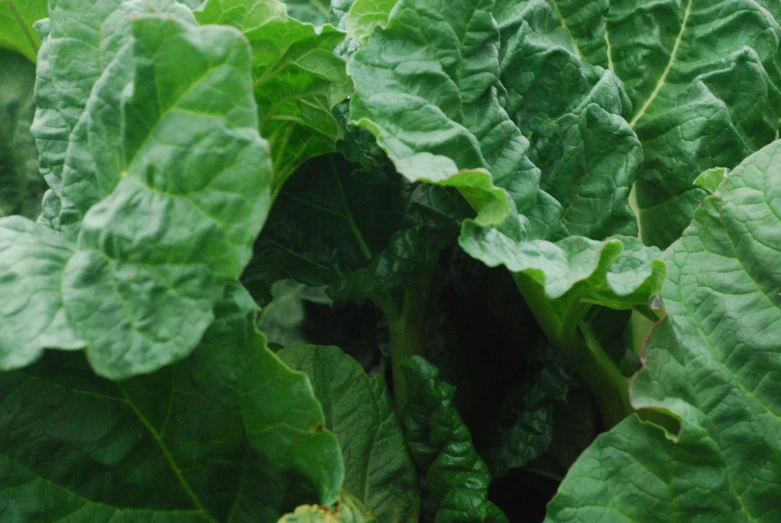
[371,271,434,415]
[515,274,632,428]
[578,321,632,428]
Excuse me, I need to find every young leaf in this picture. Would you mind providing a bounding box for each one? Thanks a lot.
[482,351,572,477]
[196,0,351,193]
[258,280,332,347]
[0,0,46,62]
[279,345,421,522]
[279,490,378,522]
[547,139,781,521]
[402,356,507,523]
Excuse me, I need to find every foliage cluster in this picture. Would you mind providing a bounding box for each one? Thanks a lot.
[2,0,781,521]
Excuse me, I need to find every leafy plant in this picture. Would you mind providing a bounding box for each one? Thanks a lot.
[1,0,781,521]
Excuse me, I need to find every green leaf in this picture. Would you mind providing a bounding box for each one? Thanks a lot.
[602,0,781,247]
[258,279,332,347]
[494,0,641,239]
[482,351,572,477]
[176,0,204,7]
[0,217,83,365]
[0,0,46,62]
[514,0,611,68]
[347,0,665,427]
[402,356,507,523]
[0,283,343,522]
[344,0,396,44]
[280,0,332,26]
[279,490,378,523]
[31,0,195,232]
[347,0,659,304]
[242,343,344,508]
[0,49,45,218]
[196,0,351,193]
[347,0,523,228]
[547,139,781,520]
[243,153,467,304]
[0,13,272,379]
[279,345,421,522]
[693,167,728,194]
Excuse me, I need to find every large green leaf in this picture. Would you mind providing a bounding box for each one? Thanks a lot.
[346,0,664,427]
[0,13,272,379]
[0,49,45,218]
[494,0,641,239]
[402,357,506,522]
[279,345,420,522]
[347,0,661,308]
[0,0,46,62]
[31,0,194,233]
[547,140,781,520]
[242,341,344,510]
[600,0,781,247]
[196,0,351,194]
[0,283,343,522]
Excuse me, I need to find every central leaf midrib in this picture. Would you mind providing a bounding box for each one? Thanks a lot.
[118,383,218,522]
[628,0,693,128]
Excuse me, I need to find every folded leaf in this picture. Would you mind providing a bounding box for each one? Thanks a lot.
[197,0,351,193]
[347,0,661,309]
[344,0,395,44]
[242,341,344,509]
[0,217,83,365]
[0,12,272,379]
[279,345,420,522]
[402,356,507,523]
[547,139,781,521]
[0,49,45,218]
[494,0,640,239]
[0,283,343,522]
[0,0,46,62]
